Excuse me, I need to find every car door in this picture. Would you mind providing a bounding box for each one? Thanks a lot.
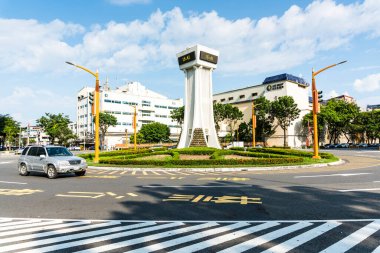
[25,147,38,171]
[33,147,46,172]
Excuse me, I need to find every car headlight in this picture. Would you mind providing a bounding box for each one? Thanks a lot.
[81,159,87,164]
[58,161,70,166]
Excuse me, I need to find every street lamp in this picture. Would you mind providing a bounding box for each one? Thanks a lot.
[66,61,100,163]
[251,100,262,148]
[132,105,137,151]
[311,60,347,159]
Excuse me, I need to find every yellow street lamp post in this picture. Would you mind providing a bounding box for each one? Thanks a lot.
[312,60,347,159]
[251,100,262,148]
[133,105,137,151]
[66,61,100,163]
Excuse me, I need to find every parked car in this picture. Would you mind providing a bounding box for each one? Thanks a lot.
[336,143,349,148]
[68,146,81,151]
[323,144,338,149]
[357,143,368,148]
[18,145,87,179]
[14,148,24,155]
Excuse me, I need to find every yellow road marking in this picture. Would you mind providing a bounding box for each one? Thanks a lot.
[137,177,167,179]
[191,195,205,202]
[115,196,124,199]
[127,193,138,197]
[106,192,117,196]
[82,175,119,179]
[142,171,148,175]
[151,171,161,175]
[120,171,128,175]
[108,171,118,175]
[162,171,175,175]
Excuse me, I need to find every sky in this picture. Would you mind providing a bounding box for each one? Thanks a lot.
[1,0,380,126]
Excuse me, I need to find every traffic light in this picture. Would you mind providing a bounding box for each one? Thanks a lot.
[88,92,94,105]
[317,90,323,103]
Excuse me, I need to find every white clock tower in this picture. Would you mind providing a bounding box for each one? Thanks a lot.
[176,45,221,149]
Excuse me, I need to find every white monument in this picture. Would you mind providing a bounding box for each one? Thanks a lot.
[176,44,221,149]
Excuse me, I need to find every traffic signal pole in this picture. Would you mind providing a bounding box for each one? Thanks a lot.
[311,61,347,159]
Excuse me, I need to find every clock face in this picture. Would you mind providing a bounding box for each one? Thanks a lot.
[178,51,196,65]
[200,51,218,64]
[178,50,218,66]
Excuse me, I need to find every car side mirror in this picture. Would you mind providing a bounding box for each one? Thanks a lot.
[40,155,46,159]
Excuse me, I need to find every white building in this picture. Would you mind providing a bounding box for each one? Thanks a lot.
[76,81,183,149]
[213,73,310,148]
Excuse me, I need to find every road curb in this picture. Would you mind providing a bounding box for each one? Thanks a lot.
[88,159,346,172]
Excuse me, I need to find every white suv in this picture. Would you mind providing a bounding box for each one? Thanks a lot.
[18,145,87,179]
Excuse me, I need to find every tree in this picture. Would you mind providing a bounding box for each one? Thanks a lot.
[270,96,301,147]
[139,122,170,143]
[36,113,75,145]
[94,112,117,148]
[237,120,252,142]
[213,103,226,133]
[129,132,145,144]
[170,106,184,126]
[0,114,20,148]
[222,104,243,140]
[254,96,275,144]
[321,99,360,143]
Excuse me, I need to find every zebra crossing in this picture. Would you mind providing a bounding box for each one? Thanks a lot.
[0,218,378,252]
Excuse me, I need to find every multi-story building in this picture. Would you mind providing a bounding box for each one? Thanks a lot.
[76,81,183,149]
[367,104,380,111]
[213,73,310,148]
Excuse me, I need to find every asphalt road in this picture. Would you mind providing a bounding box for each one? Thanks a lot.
[0,149,379,252]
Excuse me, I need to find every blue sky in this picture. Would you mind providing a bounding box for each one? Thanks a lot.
[1,0,380,125]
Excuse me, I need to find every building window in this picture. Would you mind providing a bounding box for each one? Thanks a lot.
[252,92,258,97]
[239,95,245,99]
[228,97,233,101]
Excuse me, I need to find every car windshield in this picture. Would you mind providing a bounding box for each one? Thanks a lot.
[46,147,73,157]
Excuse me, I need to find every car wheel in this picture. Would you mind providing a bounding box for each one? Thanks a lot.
[75,171,86,176]
[19,164,29,176]
[47,165,58,179]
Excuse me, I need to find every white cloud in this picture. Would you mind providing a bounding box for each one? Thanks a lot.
[107,0,151,6]
[0,86,75,124]
[353,73,380,92]
[1,0,380,76]
[327,90,339,98]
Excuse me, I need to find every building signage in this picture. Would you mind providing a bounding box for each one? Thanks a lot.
[200,51,218,64]
[266,83,284,92]
[178,51,196,65]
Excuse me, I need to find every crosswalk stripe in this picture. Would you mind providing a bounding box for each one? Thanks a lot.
[0,221,127,252]
[218,222,313,253]
[0,220,62,233]
[373,244,380,253]
[320,220,380,253]
[129,222,250,253]
[76,222,218,253]
[0,219,12,223]
[151,170,161,175]
[169,222,280,253]
[0,221,89,241]
[0,219,41,228]
[22,222,183,253]
[261,221,341,253]
[120,171,128,174]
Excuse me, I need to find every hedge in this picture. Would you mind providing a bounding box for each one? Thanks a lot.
[98,157,303,166]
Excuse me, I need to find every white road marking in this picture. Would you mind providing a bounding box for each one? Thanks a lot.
[218,222,313,253]
[294,173,371,178]
[18,222,179,253]
[261,221,341,253]
[128,222,250,253]
[76,222,218,253]
[142,185,253,188]
[320,220,380,253]
[169,222,281,253]
[338,188,380,192]
[0,162,11,164]
[0,180,27,185]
